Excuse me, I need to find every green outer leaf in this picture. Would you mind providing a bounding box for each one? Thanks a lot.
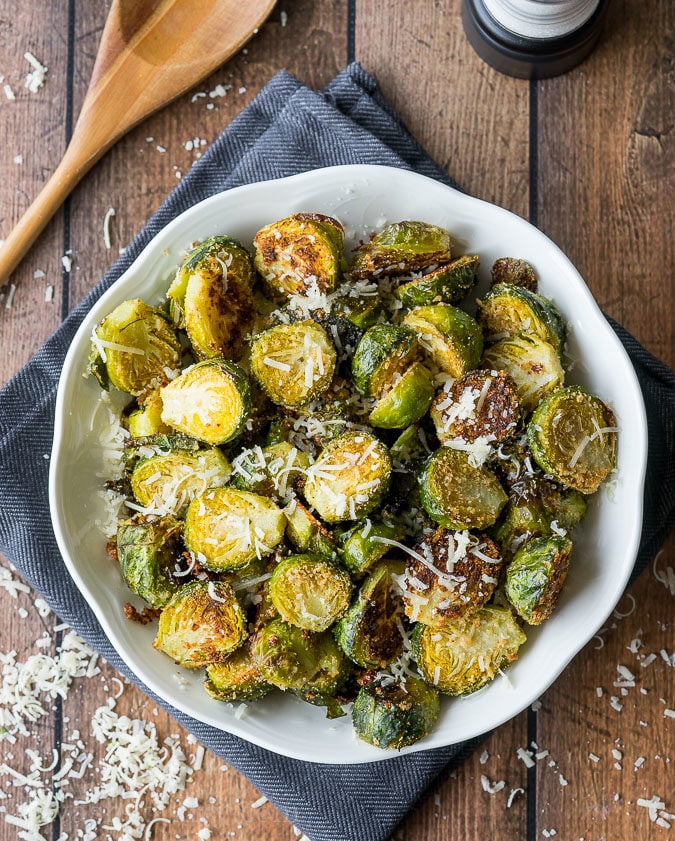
[369,363,435,428]
[351,324,418,397]
[396,255,479,307]
[505,534,573,624]
[117,516,182,608]
[340,520,406,576]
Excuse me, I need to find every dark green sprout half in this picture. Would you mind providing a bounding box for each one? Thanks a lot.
[352,676,440,749]
[505,534,573,624]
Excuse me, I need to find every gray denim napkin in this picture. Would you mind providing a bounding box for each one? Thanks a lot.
[0,63,673,841]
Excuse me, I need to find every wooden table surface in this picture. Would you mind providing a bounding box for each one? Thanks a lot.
[0,2,673,839]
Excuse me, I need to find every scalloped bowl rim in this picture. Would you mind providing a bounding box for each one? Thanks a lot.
[49,164,647,764]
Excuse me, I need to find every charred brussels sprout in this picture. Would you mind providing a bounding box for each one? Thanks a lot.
[90,299,181,395]
[478,283,566,353]
[352,677,440,749]
[269,554,352,632]
[505,534,573,624]
[154,580,247,668]
[231,442,310,501]
[403,303,483,377]
[340,519,406,577]
[431,369,520,445]
[303,431,392,523]
[350,221,453,280]
[130,447,231,514]
[204,643,272,702]
[419,447,507,530]
[160,358,252,446]
[250,321,337,408]
[527,386,617,493]
[330,292,384,330]
[253,213,345,298]
[167,236,254,360]
[351,324,419,397]
[126,389,170,438]
[117,515,183,608]
[401,528,503,626]
[412,606,526,695]
[490,257,537,292]
[482,334,564,412]
[283,500,336,557]
[184,488,285,572]
[334,561,405,669]
[368,363,435,429]
[395,255,479,308]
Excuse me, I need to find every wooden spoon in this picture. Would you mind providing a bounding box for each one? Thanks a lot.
[0,0,276,287]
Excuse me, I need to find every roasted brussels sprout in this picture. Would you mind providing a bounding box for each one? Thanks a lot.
[184,488,285,572]
[401,528,502,626]
[351,324,419,398]
[368,362,435,429]
[482,334,564,412]
[90,298,181,395]
[268,554,352,632]
[339,519,406,577]
[130,447,231,514]
[204,643,273,702]
[403,303,483,377]
[490,257,537,292]
[430,369,520,445]
[395,255,479,308]
[352,677,440,749]
[505,534,573,624]
[167,236,255,359]
[478,284,566,353]
[253,213,345,298]
[390,423,431,471]
[412,605,526,695]
[250,321,337,408]
[334,561,405,669]
[283,500,336,557]
[116,515,183,608]
[126,389,171,438]
[160,358,252,446]
[251,617,350,716]
[350,221,453,280]
[419,447,507,530]
[231,441,310,501]
[527,386,617,493]
[154,580,248,668]
[330,291,384,331]
[303,431,392,523]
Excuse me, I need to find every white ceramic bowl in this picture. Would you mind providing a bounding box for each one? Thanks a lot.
[50,165,647,763]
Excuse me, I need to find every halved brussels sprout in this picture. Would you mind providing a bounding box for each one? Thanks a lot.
[490,257,537,292]
[160,358,252,446]
[527,386,617,493]
[153,580,248,668]
[395,255,479,308]
[419,447,507,530]
[390,424,431,471]
[412,605,526,695]
[334,561,405,669]
[351,324,419,397]
[368,363,435,429]
[253,213,345,298]
[131,447,231,514]
[430,369,520,445]
[505,534,573,624]
[90,298,181,395]
[283,500,336,557]
[330,292,384,330]
[231,441,310,501]
[251,617,350,716]
[478,284,566,353]
[250,321,337,408]
[303,431,392,523]
[184,488,285,572]
[204,643,273,702]
[352,677,440,749]
[126,389,171,438]
[269,553,352,632]
[350,221,453,280]
[117,515,183,608]
[401,528,502,626]
[339,519,406,577]
[403,303,483,377]
[482,334,564,412]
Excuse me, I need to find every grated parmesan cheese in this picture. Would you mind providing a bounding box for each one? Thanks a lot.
[102,207,115,250]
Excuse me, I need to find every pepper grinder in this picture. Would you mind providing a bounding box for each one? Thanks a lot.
[462,0,610,79]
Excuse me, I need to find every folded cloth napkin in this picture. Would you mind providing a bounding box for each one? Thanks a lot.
[0,63,673,841]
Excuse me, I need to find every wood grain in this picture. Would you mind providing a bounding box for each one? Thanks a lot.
[0,0,673,840]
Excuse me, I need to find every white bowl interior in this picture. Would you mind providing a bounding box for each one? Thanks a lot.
[50,165,647,763]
